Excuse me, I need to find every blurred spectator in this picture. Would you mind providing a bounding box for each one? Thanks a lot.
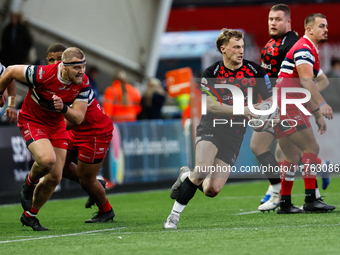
[103,70,141,122]
[1,12,33,66]
[87,66,100,102]
[321,58,340,111]
[138,78,166,120]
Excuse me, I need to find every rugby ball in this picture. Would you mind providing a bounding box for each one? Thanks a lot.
[251,100,280,132]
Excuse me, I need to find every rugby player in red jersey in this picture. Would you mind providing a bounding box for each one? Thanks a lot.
[46,43,114,223]
[274,13,335,213]
[252,4,331,212]
[0,47,90,230]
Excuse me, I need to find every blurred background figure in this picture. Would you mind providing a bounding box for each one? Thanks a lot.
[103,69,141,122]
[138,78,166,120]
[321,57,340,112]
[87,66,100,103]
[0,12,33,67]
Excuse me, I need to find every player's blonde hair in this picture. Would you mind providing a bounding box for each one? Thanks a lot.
[216,28,244,54]
[62,47,85,62]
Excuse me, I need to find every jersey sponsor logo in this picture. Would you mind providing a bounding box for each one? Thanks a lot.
[261,61,272,70]
[204,134,213,137]
[26,65,35,84]
[247,63,258,74]
[80,154,91,159]
[201,77,209,90]
[213,65,220,75]
[38,67,44,79]
[302,51,313,59]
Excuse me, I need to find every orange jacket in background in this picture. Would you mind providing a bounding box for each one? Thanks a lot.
[103,80,142,122]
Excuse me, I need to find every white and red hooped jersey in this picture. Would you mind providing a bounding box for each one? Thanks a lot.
[276,35,323,99]
[279,35,322,79]
[19,63,90,129]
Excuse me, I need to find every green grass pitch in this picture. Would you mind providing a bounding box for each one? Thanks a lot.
[1,177,339,255]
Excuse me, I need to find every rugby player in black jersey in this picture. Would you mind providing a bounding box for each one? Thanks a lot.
[253,4,331,212]
[163,29,274,229]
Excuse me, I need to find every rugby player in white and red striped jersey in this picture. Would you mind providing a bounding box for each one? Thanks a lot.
[274,13,335,213]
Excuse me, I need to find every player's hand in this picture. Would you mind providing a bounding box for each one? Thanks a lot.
[52,94,64,111]
[244,106,258,120]
[4,106,17,123]
[316,115,327,135]
[320,103,333,120]
[0,96,4,107]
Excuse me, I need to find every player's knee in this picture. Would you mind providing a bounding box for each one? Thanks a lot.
[250,142,259,155]
[204,187,221,198]
[42,173,62,187]
[250,142,268,156]
[38,156,56,173]
[78,175,95,187]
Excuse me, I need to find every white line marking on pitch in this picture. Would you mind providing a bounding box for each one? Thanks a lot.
[0,227,126,244]
[233,210,260,215]
[113,223,340,235]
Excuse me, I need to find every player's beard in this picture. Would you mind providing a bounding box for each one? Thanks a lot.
[66,69,83,85]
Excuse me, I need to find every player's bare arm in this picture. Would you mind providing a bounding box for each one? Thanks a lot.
[297,63,333,119]
[0,66,26,106]
[314,72,329,92]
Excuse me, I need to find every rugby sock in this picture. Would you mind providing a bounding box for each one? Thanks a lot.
[302,153,320,202]
[265,184,273,196]
[256,151,280,185]
[98,199,112,213]
[171,201,186,216]
[27,172,39,186]
[24,207,39,218]
[271,183,281,194]
[280,160,297,206]
[315,181,321,199]
[176,177,197,206]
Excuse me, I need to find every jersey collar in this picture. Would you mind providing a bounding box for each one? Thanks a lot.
[303,35,319,53]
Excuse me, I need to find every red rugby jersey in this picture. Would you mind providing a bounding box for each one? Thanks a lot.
[19,63,90,129]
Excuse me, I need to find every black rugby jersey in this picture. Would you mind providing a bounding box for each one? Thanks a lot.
[261,30,299,78]
[197,59,272,137]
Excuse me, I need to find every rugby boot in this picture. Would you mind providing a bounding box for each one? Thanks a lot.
[170,166,190,199]
[277,204,305,214]
[303,199,335,213]
[85,179,107,208]
[258,192,279,212]
[20,212,49,231]
[163,213,180,229]
[85,208,115,223]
